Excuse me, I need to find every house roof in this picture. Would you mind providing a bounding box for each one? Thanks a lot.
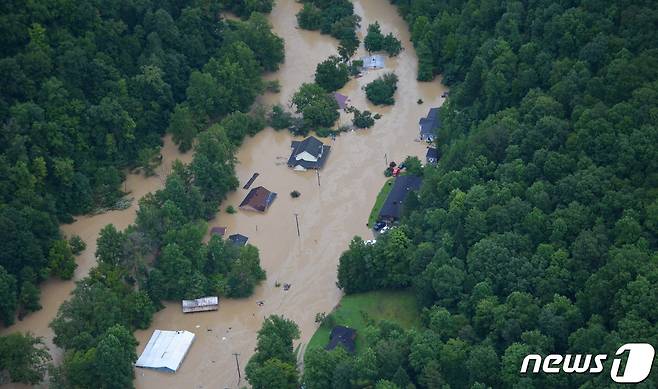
[419,107,441,136]
[210,226,227,236]
[426,147,439,160]
[182,296,218,313]
[288,136,331,170]
[239,186,277,212]
[228,233,249,246]
[136,330,195,373]
[361,55,385,69]
[325,326,356,353]
[378,175,422,220]
[333,92,349,110]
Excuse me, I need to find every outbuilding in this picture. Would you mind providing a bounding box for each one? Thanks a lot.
[419,107,441,142]
[181,296,218,313]
[136,330,195,373]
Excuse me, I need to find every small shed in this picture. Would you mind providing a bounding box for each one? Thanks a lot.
[325,326,357,353]
[210,226,227,236]
[181,296,219,313]
[228,233,249,246]
[136,330,195,373]
[361,55,385,70]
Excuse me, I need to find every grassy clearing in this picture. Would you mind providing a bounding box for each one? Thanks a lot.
[367,178,394,227]
[306,289,421,354]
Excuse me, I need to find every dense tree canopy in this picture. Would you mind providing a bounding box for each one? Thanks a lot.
[365,73,399,105]
[246,315,300,389]
[296,0,361,60]
[331,0,658,387]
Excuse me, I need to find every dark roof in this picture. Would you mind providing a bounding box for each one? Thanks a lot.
[419,107,441,137]
[288,136,331,170]
[210,226,227,236]
[325,326,356,353]
[291,136,323,157]
[239,186,277,212]
[228,234,248,246]
[426,147,439,160]
[378,175,422,221]
[333,92,348,110]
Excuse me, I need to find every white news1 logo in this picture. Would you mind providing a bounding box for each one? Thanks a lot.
[521,343,656,383]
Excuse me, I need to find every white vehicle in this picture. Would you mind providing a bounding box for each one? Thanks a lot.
[365,239,377,245]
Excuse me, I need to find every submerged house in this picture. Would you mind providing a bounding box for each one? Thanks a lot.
[378,175,422,223]
[228,233,249,246]
[287,136,331,171]
[181,296,218,313]
[325,326,357,353]
[333,92,349,110]
[419,107,441,142]
[136,330,195,373]
[239,186,277,212]
[426,147,439,164]
[361,54,385,70]
[210,226,227,237]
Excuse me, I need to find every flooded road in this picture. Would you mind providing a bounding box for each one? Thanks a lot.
[1,0,446,388]
[135,0,446,387]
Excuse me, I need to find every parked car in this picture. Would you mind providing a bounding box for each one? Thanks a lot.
[365,239,377,245]
[373,221,386,231]
[379,225,391,234]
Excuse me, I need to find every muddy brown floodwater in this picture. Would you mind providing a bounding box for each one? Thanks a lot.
[1,1,447,388]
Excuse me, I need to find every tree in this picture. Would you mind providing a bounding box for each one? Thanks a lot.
[303,348,349,389]
[246,315,300,388]
[364,22,384,53]
[0,266,18,326]
[95,225,127,268]
[269,105,293,130]
[291,83,339,129]
[382,33,402,56]
[297,4,322,30]
[247,358,298,389]
[94,325,138,389]
[168,104,200,152]
[226,245,266,297]
[352,109,375,129]
[0,333,51,385]
[48,240,77,280]
[364,73,398,105]
[315,56,350,92]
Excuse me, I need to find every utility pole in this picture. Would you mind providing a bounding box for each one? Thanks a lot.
[294,213,300,237]
[233,353,241,384]
[316,168,321,187]
[385,153,388,166]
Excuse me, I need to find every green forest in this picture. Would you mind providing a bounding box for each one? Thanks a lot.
[0,0,280,386]
[300,0,658,388]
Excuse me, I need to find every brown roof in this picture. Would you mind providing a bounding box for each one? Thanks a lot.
[239,186,277,212]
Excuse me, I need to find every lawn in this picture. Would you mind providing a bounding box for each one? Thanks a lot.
[306,289,421,354]
[367,178,394,227]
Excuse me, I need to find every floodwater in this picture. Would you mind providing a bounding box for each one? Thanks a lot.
[1,0,447,388]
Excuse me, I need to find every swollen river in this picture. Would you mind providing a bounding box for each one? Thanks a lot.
[1,1,447,387]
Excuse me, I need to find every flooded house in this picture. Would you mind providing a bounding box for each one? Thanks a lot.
[361,54,385,70]
[136,330,195,373]
[325,326,357,353]
[181,296,219,313]
[426,147,439,164]
[378,175,422,223]
[419,107,440,142]
[333,92,349,110]
[287,136,331,171]
[210,226,227,237]
[228,233,249,246]
[239,186,277,212]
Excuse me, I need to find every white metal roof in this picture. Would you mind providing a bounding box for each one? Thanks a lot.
[136,330,195,373]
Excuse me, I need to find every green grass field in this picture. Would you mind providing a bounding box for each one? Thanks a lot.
[367,178,394,227]
[306,289,421,354]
